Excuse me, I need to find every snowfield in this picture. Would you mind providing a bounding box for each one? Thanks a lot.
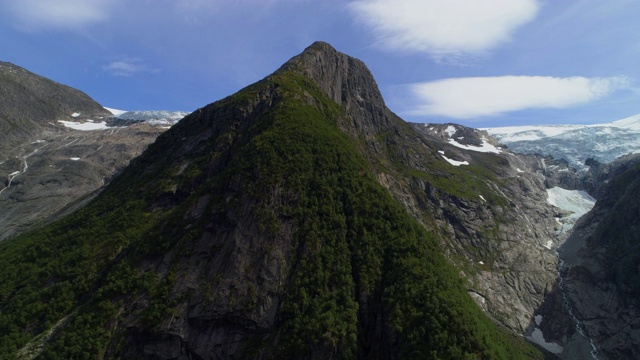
[546,187,595,234]
[58,120,109,131]
[485,114,640,171]
[527,315,564,354]
[447,138,502,154]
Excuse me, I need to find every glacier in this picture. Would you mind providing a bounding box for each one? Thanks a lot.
[485,114,640,171]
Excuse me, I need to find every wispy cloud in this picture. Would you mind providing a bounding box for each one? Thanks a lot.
[349,0,539,62]
[405,76,631,119]
[103,58,158,77]
[2,0,118,32]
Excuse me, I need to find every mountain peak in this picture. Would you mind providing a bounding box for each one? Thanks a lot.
[275,41,393,135]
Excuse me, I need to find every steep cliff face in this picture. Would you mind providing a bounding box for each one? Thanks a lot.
[536,154,640,359]
[386,123,560,333]
[0,42,544,359]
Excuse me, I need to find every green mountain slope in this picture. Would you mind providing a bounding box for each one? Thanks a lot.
[0,43,543,359]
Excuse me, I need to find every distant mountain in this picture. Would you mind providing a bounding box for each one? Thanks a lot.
[0,42,548,359]
[0,63,175,240]
[107,109,191,127]
[485,115,640,171]
[0,61,110,152]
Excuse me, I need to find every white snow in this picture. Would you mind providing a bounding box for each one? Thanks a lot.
[547,187,596,234]
[516,168,524,173]
[70,157,80,161]
[525,315,564,353]
[527,328,564,354]
[479,195,486,202]
[104,107,127,116]
[438,150,445,155]
[484,113,640,171]
[71,112,80,117]
[115,110,188,124]
[9,171,20,177]
[58,120,109,131]
[478,261,484,265]
[442,155,469,166]
[607,113,640,130]
[444,125,456,137]
[484,125,580,142]
[448,138,502,153]
[547,187,595,216]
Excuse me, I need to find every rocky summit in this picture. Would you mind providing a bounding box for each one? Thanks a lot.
[0,41,639,359]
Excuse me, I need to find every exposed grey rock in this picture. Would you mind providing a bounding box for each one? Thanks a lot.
[0,61,169,240]
[0,123,165,240]
[535,155,640,359]
[0,61,110,154]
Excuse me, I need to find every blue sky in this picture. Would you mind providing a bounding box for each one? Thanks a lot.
[1,0,639,127]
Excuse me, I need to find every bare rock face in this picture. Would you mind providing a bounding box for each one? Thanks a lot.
[404,123,561,332]
[0,123,165,240]
[0,61,167,240]
[0,61,111,152]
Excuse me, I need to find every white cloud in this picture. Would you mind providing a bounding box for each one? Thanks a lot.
[2,0,117,31]
[349,0,539,60]
[406,76,630,119]
[103,58,158,77]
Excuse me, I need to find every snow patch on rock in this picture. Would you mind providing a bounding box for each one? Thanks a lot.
[546,187,595,234]
[58,120,109,131]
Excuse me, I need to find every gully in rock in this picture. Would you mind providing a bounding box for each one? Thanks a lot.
[556,254,599,360]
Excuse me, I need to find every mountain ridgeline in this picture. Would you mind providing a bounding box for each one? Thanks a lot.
[0,62,165,241]
[0,61,110,152]
[0,42,544,358]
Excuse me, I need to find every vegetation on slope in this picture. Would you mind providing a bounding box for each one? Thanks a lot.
[0,69,543,358]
